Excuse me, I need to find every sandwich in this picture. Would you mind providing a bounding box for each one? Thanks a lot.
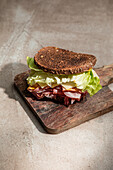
[26,47,102,106]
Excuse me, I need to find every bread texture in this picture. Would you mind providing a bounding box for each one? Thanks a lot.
[34,47,96,75]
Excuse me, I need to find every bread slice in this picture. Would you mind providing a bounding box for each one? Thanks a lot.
[34,47,96,75]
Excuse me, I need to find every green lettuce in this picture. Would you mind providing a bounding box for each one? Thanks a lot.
[27,56,102,96]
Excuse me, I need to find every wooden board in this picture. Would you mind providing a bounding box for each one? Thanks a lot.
[14,64,113,133]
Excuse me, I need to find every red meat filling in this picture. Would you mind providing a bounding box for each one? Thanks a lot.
[27,85,87,106]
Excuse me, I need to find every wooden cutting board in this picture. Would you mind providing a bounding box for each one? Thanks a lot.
[14,64,113,134]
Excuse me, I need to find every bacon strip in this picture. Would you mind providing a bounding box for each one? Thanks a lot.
[27,85,87,106]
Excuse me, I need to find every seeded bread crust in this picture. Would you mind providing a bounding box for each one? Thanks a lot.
[34,47,97,75]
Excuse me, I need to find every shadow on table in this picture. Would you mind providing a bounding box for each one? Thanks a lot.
[0,62,46,134]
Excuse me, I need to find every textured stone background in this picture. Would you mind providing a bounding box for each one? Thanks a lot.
[0,0,113,170]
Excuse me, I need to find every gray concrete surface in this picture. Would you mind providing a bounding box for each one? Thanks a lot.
[0,0,113,170]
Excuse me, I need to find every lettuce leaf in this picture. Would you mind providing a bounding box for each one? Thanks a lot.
[26,56,102,96]
[27,56,42,72]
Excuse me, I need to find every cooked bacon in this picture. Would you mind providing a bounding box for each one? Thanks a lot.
[63,91,81,101]
[27,84,87,106]
[71,99,76,104]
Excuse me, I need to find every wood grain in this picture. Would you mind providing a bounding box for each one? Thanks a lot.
[94,64,113,86]
[14,64,113,133]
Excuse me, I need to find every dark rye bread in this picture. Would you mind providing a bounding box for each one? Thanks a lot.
[34,47,97,75]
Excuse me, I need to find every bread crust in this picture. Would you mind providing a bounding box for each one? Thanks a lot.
[34,47,96,75]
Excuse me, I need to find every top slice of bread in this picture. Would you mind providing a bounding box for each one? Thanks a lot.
[34,47,97,75]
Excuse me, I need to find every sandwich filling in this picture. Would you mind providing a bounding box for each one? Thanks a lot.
[26,57,102,106]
